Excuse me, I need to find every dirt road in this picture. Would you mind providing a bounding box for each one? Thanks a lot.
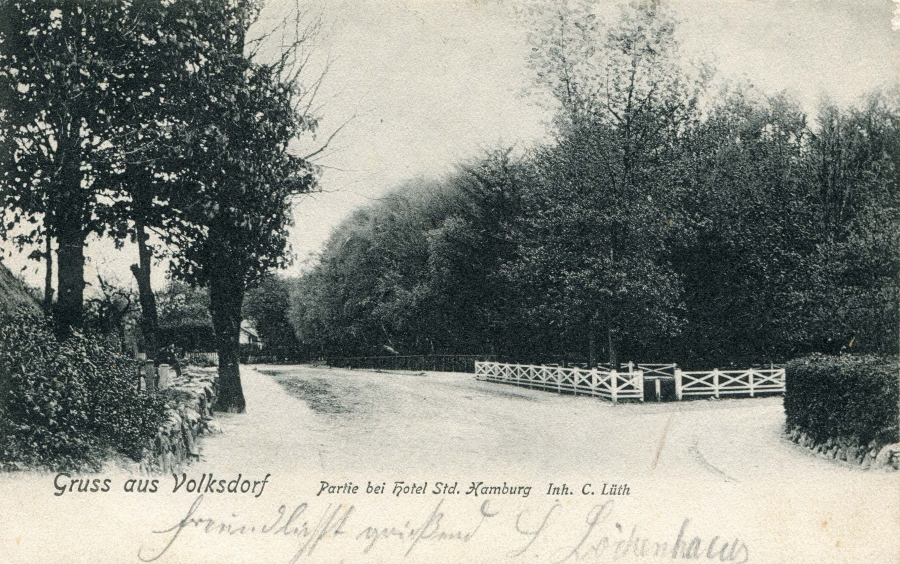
[198,365,872,481]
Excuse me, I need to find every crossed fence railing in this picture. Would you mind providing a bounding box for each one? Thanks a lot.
[636,363,677,378]
[674,367,785,399]
[474,361,644,403]
[475,361,785,402]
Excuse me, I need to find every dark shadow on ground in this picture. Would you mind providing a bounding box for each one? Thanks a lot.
[266,373,361,415]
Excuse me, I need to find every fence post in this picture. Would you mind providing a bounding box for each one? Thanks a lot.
[713,369,720,399]
[158,364,170,389]
[655,378,661,402]
[675,369,682,401]
[610,370,618,403]
[749,370,755,397]
[144,360,157,393]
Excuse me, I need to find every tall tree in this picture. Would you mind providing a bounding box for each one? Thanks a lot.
[518,0,703,366]
[103,2,197,361]
[164,0,319,412]
[798,92,900,355]
[0,0,196,336]
[673,89,813,365]
[1,1,123,332]
[433,151,527,356]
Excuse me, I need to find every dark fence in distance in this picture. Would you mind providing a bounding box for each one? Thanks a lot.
[326,354,494,373]
[241,343,314,364]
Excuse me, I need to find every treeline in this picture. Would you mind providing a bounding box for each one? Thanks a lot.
[291,2,898,368]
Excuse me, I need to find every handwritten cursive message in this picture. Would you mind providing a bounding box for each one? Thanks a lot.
[138,496,749,563]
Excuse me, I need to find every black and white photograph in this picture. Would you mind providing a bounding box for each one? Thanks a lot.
[0,0,898,562]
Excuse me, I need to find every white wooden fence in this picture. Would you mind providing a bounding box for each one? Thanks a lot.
[474,361,644,403]
[633,363,678,401]
[674,367,785,399]
[636,363,677,378]
[475,361,786,402]
[185,351,219,365]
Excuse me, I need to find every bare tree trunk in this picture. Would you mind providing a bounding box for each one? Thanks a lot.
[130,220,159,361]
[210,272,246,413]
[43,228,53,314]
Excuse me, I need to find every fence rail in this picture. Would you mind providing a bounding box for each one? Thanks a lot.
[327,354,489,373]
[138,351,219,365]
[185,351,218,365]
[675,368,785,399]
[636,363,677,379]
[476,361,785,402]
[475,361,644,403]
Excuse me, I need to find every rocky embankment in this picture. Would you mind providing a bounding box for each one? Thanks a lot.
[785,424,899,471]
[139,367,221,474]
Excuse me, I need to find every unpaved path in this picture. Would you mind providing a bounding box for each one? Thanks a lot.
[200,365,871,482]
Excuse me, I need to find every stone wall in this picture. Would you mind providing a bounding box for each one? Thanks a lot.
[139,367,221,474]
[785,424,899,471]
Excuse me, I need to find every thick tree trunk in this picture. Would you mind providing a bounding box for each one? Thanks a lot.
[210,273,246,413]
[52,117,86,337]
[54,224,85,337]
[130,221,159,361]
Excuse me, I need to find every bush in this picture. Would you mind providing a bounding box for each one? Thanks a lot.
[184,353,218,368]
[784,354,899,447]
[0,311,167,471]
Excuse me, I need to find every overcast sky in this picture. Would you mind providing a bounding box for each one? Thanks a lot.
[2,0,898,292]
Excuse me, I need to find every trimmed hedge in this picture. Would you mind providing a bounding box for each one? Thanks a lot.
[0,311,167,471]
[784,354,899,447]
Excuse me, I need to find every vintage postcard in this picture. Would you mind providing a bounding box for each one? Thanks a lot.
[0,0,898,563]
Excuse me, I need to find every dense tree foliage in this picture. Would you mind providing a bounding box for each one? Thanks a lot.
[291,2,898,368]
[156,279,211,328]
[0,0,232,338]
[244,276,302,358]
[158,1,318,411]
[0,1,168,333]
[1,1,321,413]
